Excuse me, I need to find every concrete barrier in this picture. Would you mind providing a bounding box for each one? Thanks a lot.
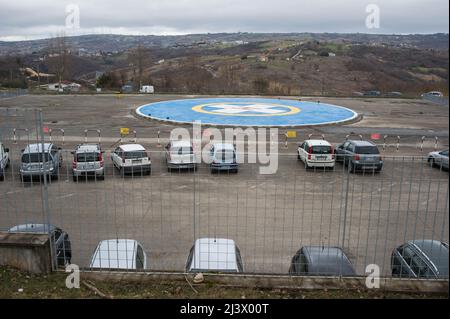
[0,232,52,274]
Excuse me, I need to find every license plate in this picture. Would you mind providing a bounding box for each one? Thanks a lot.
[316,156,327,160]
[132,159,142,163]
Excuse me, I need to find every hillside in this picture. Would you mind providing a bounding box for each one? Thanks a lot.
[0,33,448,96]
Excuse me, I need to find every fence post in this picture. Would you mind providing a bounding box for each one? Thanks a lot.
[37,110,54,271]
[435,136,439,150]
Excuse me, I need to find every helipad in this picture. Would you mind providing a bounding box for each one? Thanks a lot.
[136,98,359,127]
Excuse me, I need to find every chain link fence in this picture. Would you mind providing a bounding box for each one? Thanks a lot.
[1,107,448,278]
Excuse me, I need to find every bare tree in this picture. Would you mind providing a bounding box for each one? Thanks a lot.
[47,33,71,88]
[128,45,152,90]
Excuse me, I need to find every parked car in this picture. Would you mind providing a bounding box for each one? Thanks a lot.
[72,144,105,181]
[111,144,151,176]
[363,90,381,97]
[391,240,449,279]
[209,143,238,173]
[297,139,335,169]
[185,238,244,273]
[8,223,71,267]
[289,246,356,276]
[385,91,403,97]
[165,140,197,172]
[0,142,10,181]
[335,140,383,173]
[20,143,62,181]
[427,150,449,170]
[421,91,444,98]
[89,239,147,270]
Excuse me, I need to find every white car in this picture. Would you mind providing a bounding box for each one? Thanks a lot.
[185,238,244,273]
[72,144,105,181]
[422,91,444,97]
[298,139,335,169]
[428,150,449,170]
[165,140,197,171]
[90,239,147,270]
[0,142,10,181]
[111,144,151,175]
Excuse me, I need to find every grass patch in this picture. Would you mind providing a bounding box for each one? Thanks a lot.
[0,267,447,299]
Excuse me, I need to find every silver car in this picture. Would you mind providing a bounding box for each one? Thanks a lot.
[20,143,62,181]
[165,140,197,172]
[428,150,449,170]
[72,144,105,181]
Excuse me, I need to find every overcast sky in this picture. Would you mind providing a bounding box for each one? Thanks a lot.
[0,0,448,41]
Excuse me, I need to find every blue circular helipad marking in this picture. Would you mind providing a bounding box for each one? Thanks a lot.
[136,98,358,127]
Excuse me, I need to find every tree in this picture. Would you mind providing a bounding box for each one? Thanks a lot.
[47,33,71,87]
[253,77,269,94]
[128,45,152,89]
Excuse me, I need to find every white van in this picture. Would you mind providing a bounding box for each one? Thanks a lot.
[297,139,335,169]
[111,144,151,175]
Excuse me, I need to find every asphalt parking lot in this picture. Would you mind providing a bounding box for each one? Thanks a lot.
[0,94,449,276]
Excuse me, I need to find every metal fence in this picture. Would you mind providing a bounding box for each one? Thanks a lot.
[0,108,448,279]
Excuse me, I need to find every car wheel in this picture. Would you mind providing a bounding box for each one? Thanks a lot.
[297,153,301,160]
[428,157,435,167]
[72,175,77,182]
[98,174,105,181]
[0,174,4,181]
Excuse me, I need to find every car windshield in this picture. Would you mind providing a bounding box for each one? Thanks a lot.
[312,146,332,154]
[172,147,193,155]
[216,150,235,161]
[440,151,448,157]
[124,151,147,159]
[355,146,380,154]
[76,152,98,162]
[21,153,50,163]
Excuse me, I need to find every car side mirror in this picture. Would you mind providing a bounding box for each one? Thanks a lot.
[70,151,75,155]
[58,147,62,150]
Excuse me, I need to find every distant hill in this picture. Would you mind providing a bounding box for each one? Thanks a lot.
[0,33,448,96]
[0,32,448,55]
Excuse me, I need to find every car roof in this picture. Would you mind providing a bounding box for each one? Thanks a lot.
[23,143,53,153]
[119,144,146,152]
[191,238,238,271]
[300,246,356,276]
[213,143,235,151]
[409,240,449,276]
[90,239,142,269]
[347,140,376,147]
[170,140,192,148]
[305,140,331,146]
[8,223,58,234]
[76,144,100,153]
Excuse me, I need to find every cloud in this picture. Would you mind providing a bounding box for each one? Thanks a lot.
[0,0,448,41]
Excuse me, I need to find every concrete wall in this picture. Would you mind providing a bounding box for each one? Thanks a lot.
[0,232,52,274]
